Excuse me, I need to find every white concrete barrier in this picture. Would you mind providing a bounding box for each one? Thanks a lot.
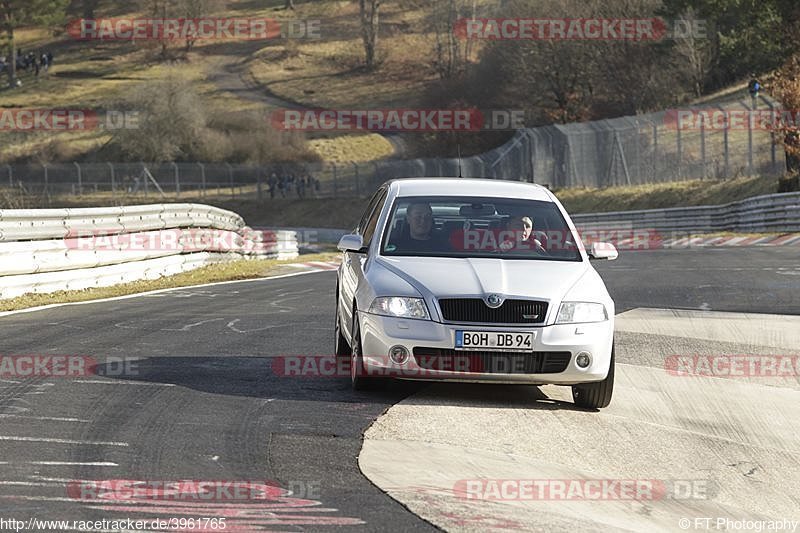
[0,204,298,300]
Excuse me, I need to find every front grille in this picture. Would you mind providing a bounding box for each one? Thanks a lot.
[412,348,571,374]
[438,298,548,324]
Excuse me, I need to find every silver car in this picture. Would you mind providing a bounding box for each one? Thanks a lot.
[335,178,619,409]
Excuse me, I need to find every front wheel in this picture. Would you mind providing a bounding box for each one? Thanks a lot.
[350,313,379,391]
[572,344,615,409]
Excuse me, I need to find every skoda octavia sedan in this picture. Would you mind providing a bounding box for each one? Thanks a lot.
[334,178,619,409]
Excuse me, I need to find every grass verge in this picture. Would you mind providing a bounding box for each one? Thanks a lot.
[0,252,340,312]
[555,175,780,214]
[0,175,787,229]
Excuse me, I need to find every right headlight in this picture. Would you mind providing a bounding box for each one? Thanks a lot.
[369,297,430,320]
[556,302,607,324]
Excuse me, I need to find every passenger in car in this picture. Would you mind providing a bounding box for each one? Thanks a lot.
[507,216,533,241]
[500,216,546,253]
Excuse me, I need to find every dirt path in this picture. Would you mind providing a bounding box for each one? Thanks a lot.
[203,52,408,158]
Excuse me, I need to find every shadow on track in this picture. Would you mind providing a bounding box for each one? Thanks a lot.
[92,357,592,412]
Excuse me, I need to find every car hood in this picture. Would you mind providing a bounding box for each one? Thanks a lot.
[372,255,589,307]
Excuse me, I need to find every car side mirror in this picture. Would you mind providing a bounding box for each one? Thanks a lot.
[588,242,618,261]
[338,234,367,253]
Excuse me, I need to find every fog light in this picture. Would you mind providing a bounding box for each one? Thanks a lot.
[575,352,592,369]
[389,345,409,364]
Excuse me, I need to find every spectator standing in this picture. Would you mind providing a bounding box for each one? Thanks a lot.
[268,172,277,199]
[278,174,287,198]
[786,129,800,174]
[748,75,761,108]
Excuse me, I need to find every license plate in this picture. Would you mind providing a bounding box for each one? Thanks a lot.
[455,330,534,352]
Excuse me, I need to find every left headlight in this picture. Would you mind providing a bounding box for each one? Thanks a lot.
[556,302,607,324]
[369,297,430,320]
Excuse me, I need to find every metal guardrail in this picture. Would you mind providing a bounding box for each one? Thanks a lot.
[0,204,299,299]
[298,192,800,250]
[571,192,800,233]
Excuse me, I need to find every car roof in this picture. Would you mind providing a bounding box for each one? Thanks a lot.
[385,178,554,202]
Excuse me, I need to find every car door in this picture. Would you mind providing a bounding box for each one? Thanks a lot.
[340,187,388,340]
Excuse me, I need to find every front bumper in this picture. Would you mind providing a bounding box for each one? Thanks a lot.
[358,311,614,385]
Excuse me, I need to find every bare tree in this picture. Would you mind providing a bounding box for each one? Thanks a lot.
[670,7,714,98]
[431,0,465,79]
[111,75,315,163]
[471,0,687,121]
[182,0,225,52]
[140,0,226,56]
[111,76,207,162]
[285,0,294,9]
[477,0,603,121]
[359,0,380,69]
[141,0,172,58]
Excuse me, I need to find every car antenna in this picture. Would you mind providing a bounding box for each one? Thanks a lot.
[457,144,463,178]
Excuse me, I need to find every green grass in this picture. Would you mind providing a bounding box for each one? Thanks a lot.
[0,252,340,312]
[553,175,780,214]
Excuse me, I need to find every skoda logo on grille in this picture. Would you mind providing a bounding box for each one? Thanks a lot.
[485,294,504,308]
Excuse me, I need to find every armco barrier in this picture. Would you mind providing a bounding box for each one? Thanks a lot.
[570,192,800,234]
[298,192,800,247]
[0,204,298,300]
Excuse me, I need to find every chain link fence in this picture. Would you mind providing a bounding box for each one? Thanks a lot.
[1,97,788,205]
[0,161,377,204]
[373,96,787,188]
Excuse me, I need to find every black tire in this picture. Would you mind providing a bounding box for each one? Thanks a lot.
[572,344,615,409]
[334,289,351,358]
[350,312,379,391]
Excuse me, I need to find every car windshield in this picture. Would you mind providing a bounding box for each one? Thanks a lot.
[380,196,581,261]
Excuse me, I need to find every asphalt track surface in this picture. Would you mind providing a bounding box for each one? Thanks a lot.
[0,247,797,531]
[599,247,799,314]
